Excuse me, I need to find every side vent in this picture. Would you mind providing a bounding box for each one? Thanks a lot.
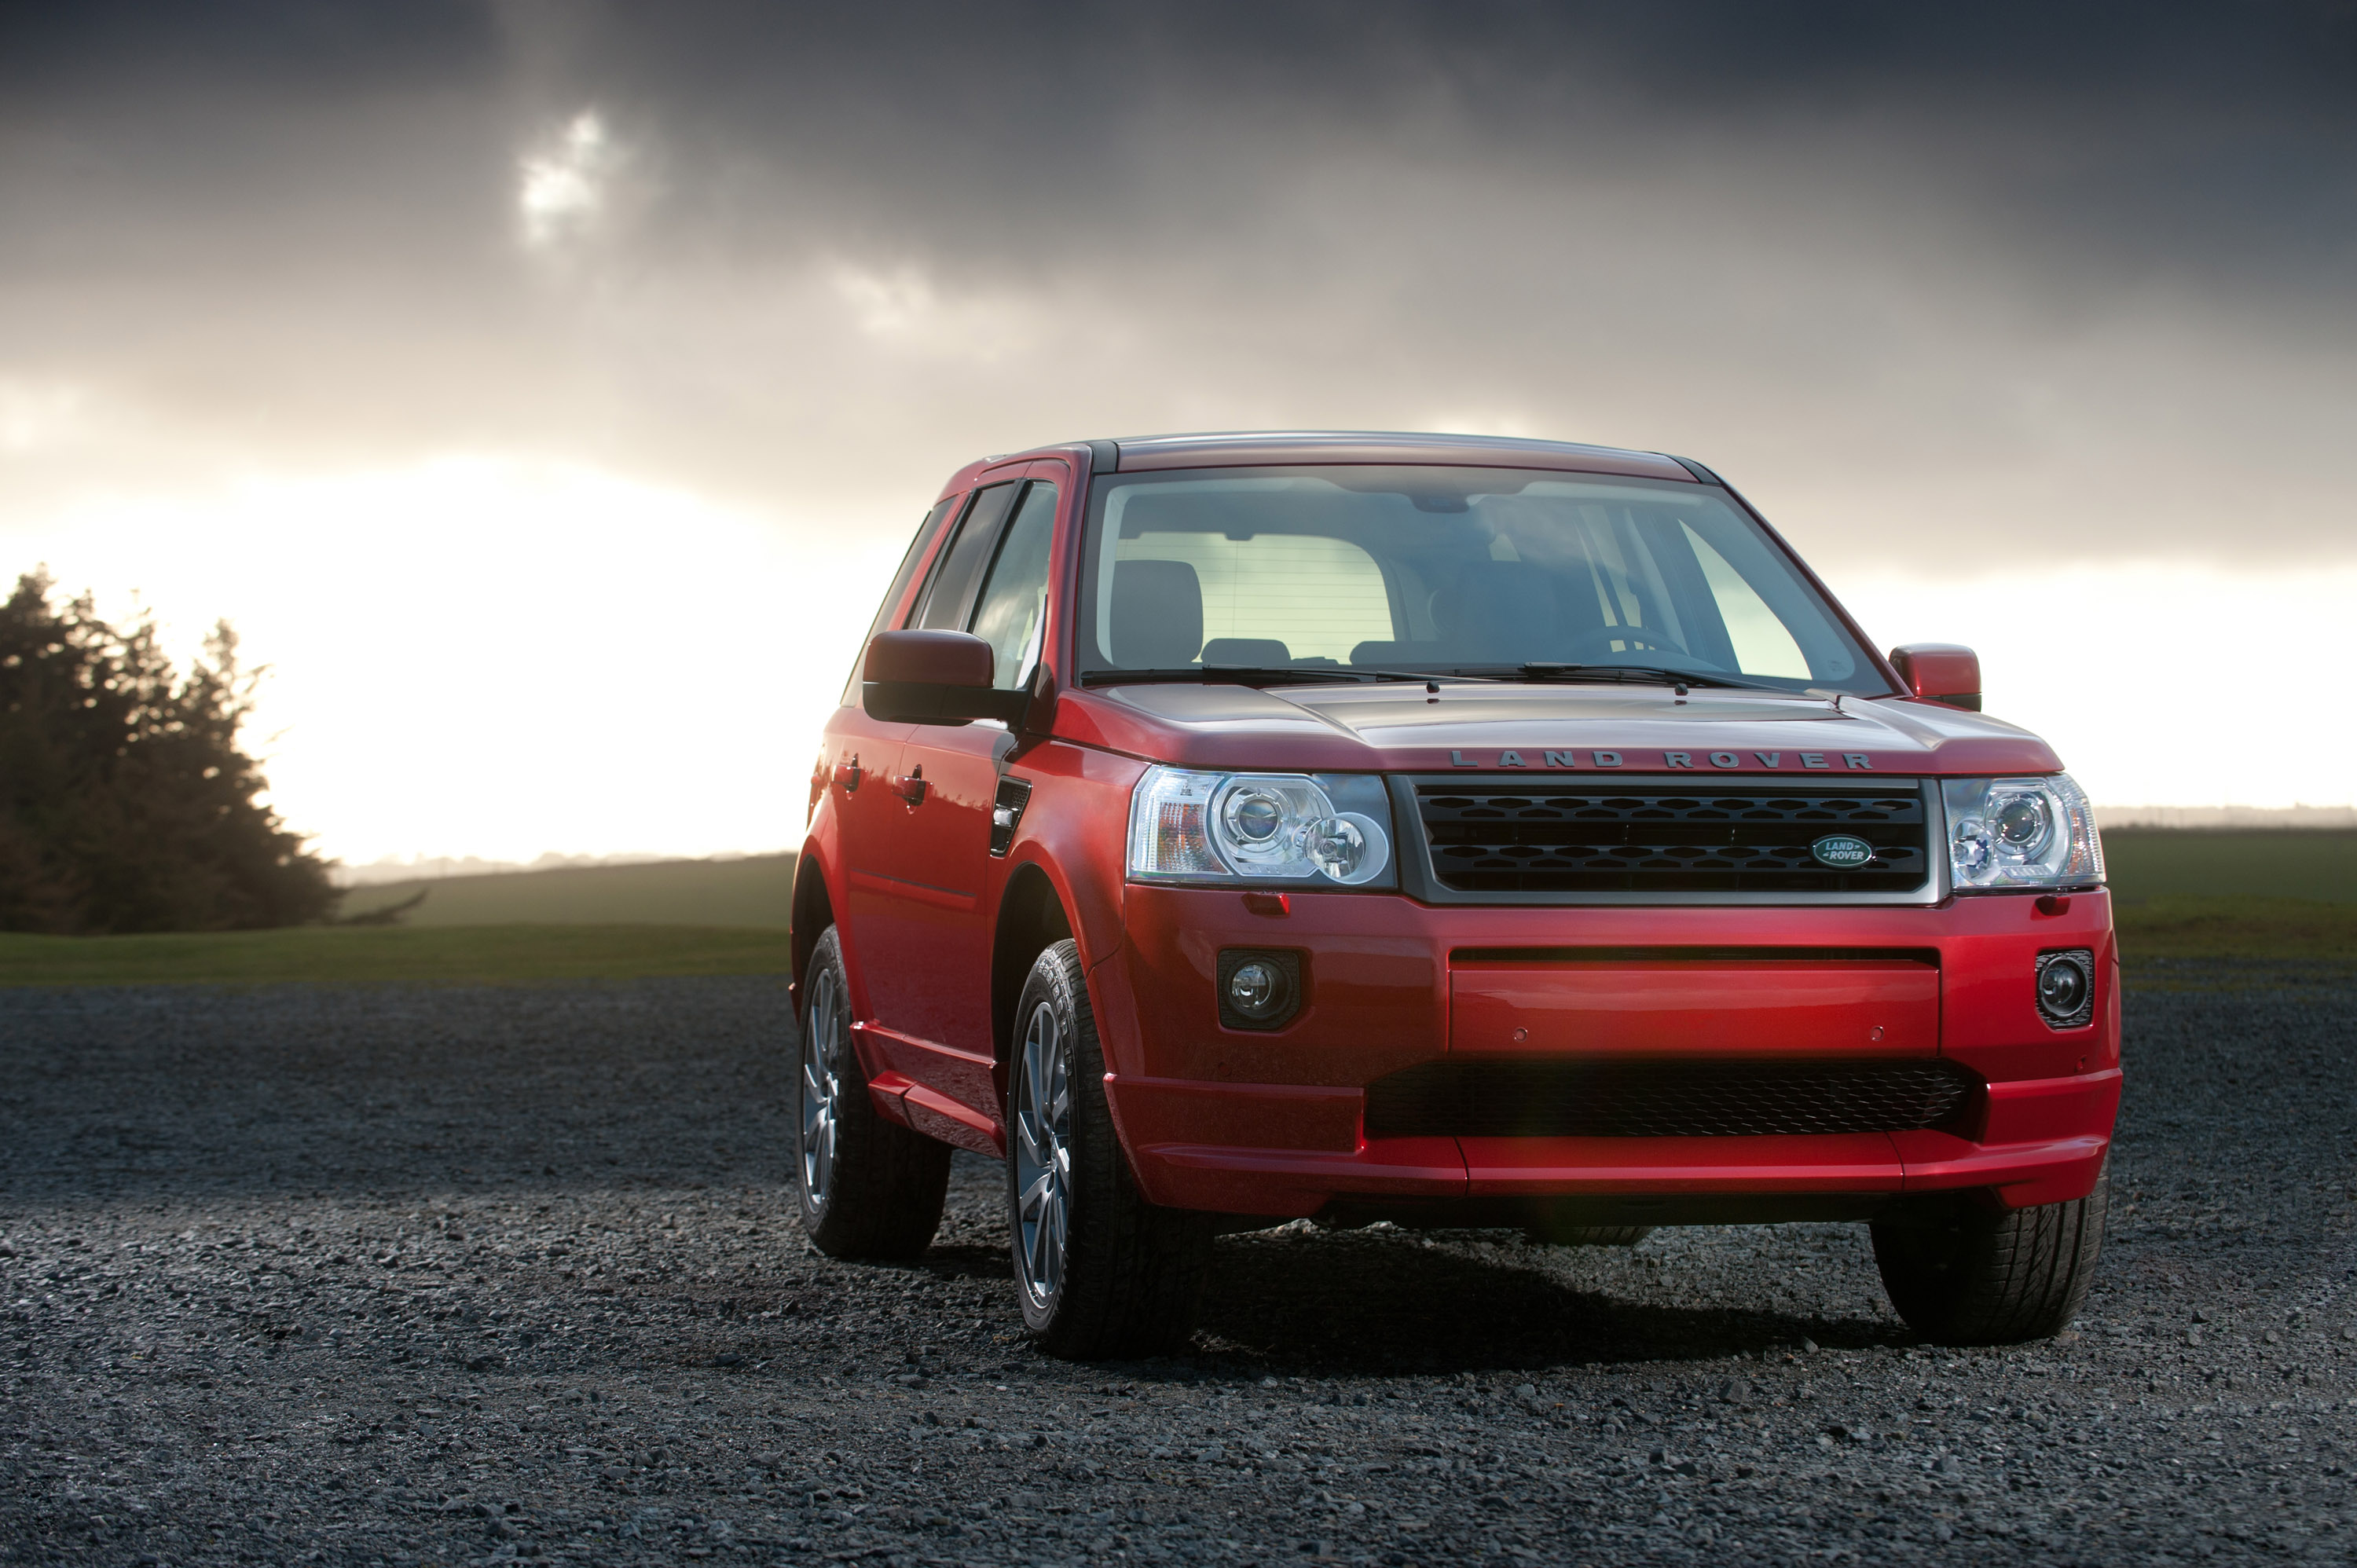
[990,779,1033,857]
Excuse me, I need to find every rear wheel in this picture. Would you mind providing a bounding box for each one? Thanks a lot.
[794,927,950,1259]
[1007,939,1211,1359]
[1871,1166,2107,1345]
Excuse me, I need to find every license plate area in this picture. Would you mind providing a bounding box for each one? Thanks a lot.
[1450,947,1939,1057]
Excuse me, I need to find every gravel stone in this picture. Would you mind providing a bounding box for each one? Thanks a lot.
[1,973,2352,1565]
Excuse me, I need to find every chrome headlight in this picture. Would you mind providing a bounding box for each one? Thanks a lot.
[1127,768,1395,888]
[1943,774,2103,890]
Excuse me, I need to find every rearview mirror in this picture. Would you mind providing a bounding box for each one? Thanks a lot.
[1887,643,1981,712]
[863,630,1029,725]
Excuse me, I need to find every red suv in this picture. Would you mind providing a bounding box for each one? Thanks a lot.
[792,432,2116,1359]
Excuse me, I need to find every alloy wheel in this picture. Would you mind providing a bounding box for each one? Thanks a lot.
[1013,998,1072,1308]
[801,965,847,1207]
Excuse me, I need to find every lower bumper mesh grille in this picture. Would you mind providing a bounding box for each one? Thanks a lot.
[1364,1057,1979,1139]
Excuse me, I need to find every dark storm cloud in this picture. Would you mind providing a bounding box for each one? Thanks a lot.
[497,2,2357,286]
[13,2,2353,277]
[3,2,2354,562]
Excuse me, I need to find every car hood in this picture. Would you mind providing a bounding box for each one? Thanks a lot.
[1050,680,2063,778]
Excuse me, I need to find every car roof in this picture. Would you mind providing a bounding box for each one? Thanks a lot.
[1102,430,1698,482]
[940,430,1706,497]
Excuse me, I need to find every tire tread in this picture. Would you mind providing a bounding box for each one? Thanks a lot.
[1872,1166,2106,1345]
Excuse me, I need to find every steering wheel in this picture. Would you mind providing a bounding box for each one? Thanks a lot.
[1563,625,1691,661]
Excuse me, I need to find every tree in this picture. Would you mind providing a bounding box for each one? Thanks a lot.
[0,570,335,933]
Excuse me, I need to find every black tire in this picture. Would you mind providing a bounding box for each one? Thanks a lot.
[794,926,950,1259]
[1006,939,1211,1360]
[1871,1165,2107,1345]
[1527,1222,1655,1247]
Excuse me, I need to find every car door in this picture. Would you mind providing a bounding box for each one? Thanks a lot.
[858,467,1064,1144]
[826,495,960,1016]
[848,480,1019,1087]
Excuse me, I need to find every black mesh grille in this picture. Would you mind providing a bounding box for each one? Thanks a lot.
[1364,1057,1978,1139]
[1417,785,1930,893]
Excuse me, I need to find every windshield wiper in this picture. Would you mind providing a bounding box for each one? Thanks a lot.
[1078,666,1497,688]
[1494,662,1796,694]
[1081,665,1380,687]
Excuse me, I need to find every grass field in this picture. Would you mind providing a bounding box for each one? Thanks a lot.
[0,925,787,987]
[333,853,794,928]
[2112,896,2357,966]
[3,832,2350,987]
[2101,829,2356,902]
[2103,830,2357,976]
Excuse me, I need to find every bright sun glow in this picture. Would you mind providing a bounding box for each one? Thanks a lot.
[9,459,911,866]
[1835,564,2357,811]
[518,112,614,248]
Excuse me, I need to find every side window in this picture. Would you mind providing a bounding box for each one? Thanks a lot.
[841,496,960,706]
[968,482,1058,690]
[915,484,1017,631]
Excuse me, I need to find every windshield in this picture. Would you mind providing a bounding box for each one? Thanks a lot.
[1076,466,1882,692]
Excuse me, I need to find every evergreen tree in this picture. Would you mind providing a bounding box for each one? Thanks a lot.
[0,570,334,932]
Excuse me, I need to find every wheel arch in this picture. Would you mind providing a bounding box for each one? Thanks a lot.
[790,845,837,1008]
[992,859,1076,1094]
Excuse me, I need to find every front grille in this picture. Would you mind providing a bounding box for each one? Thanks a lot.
[1417,783,1930,894]
[1364,1057,1978,1140]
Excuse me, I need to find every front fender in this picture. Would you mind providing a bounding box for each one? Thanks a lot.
[1001,741,1146,1073]
[788,834,837,1020]
[1002,740,1144,976]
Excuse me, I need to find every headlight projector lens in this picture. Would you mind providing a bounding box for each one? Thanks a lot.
[2034,948,2095,1029]
[1216,949,1304,1031]
[1222,788,1286,845]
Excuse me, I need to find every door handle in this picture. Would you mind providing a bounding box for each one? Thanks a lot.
[833,755,862,793]
[892,766,927,806]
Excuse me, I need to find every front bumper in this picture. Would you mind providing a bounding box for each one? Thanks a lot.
[1093,885,2121,1220]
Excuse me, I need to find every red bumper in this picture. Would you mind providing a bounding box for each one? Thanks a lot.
[1094,885,2121,1219]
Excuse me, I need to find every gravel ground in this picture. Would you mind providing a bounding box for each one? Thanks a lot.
[2,973,2353,1566]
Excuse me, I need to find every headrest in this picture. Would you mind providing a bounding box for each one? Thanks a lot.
[1110,559,1204,668]
[1431,562,1559,663]
[1201,637,1291,667]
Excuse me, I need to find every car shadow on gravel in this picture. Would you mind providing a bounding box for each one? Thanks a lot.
[896,1241,1017,1282]
[1194,1226,1901,1376]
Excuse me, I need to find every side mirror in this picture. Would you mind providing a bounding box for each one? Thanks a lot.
[1888,643,1982,712]
[863,630,1030,726]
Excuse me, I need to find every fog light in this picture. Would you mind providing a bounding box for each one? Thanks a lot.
[1229,961,1282,1016]
[1216,949,1304,1031]
[2034,949,2095,1030]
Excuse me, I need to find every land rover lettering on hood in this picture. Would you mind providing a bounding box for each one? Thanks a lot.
[794,431,2116,1360]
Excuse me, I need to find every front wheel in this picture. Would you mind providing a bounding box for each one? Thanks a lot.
[794,927,950,1259]
[1871,1165,2107,1345]
[1006,939,1211,1359]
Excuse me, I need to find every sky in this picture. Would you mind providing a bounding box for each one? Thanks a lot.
[3,2,2353,864]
